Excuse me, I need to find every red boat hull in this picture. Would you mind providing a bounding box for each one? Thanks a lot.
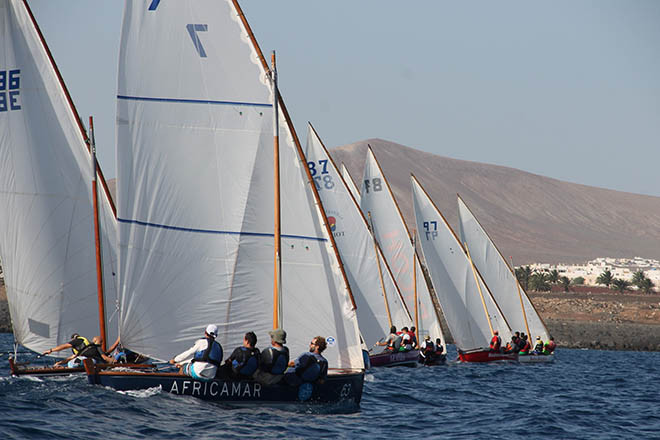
[458,350,518,363]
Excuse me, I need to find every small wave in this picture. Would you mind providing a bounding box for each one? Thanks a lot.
[114,385,162,398]
[364,373,375,382]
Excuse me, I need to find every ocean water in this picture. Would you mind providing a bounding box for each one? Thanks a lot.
[1,332,659,439]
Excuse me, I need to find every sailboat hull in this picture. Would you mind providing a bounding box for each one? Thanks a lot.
[518,353,555,364]
[9,357,154,377]
[458,350,518,363]
[84,360,364,408]
[369,349,420,367]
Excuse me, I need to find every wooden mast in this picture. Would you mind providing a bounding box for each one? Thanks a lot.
[465,242,494,336]
[413,230,420,344]
[368,212,392,328]
[271,51,282,330]
[89,116,107,352]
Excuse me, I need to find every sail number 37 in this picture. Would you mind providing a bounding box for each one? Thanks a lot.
[307,160,335,190]
[0,69,21,112]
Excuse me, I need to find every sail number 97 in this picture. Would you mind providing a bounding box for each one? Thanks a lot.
[0,69,21,112]
[423,221,438,240]
[307,160,334,190]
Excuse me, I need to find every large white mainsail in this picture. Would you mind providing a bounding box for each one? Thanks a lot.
[411,176,511,352]
[360,147,446,350]
[303,124,411,348]
[457,196,549,341]
[0,0,118,355]
[116,0,361,369]
[341,163,361,205]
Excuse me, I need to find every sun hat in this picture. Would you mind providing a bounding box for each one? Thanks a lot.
[268,328,287,344]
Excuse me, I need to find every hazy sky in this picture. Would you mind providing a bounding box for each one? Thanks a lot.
[29,1,660,196]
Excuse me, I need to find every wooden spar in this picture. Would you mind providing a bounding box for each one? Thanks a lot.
[368,212,392,328]
[89,117,107,352]
[271,51,282,330]
[413,230,419,344]
[510,256,532,340]
[465,242,494,336]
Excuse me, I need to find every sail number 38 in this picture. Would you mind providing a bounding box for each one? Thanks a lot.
[0,69,21,112]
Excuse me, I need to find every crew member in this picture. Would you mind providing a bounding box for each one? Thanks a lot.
[418,335,435,365]
[284,336,328,386]
[533,336,544,354]
[221,331,260,379]
[169,324,223,381]
[543,337,557,355]
[42,333,113,367]
[254,328,289,385]
[489,330,502,352]
[376,326,402,352]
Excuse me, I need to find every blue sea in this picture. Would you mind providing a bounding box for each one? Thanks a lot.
[1,332,658,439]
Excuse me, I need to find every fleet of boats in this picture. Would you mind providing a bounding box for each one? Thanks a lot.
[0,0,554,409]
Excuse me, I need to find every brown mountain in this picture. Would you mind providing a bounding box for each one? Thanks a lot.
[331,139,660,265]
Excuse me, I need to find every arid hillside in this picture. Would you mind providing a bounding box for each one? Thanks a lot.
[332,139,660,265]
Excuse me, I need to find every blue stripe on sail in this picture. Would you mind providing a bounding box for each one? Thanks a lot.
[117,95,272,108]
[117,218,328,242]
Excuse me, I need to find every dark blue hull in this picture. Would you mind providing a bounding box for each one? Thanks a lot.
[84,360,363,408]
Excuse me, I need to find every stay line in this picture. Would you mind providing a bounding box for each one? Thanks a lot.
[117,95,271,108]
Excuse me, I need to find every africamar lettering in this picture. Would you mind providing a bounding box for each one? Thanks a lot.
[169,380,262,398]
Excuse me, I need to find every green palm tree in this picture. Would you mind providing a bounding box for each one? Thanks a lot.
[639,277,655,294]
[611,278,631,293]
[549,269,560,284]
[560,276,570,292]
[596,269,614,287]
[632,270,646,288]
[515,266,532,291]
[529,271,551,292]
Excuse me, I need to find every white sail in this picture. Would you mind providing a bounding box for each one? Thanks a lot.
[411,176,511,352]
[116,0,361,369]
[360,147,446,350]
[303,124,411,348]
[341,163,361,205]
[457,196,549,341]
[0,0,118,355]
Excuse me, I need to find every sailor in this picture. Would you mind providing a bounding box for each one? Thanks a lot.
[221,331,261,379]
[518,334,531,355]
[543,337,557,355]
[418,335,435,365]
[254,328,289,385]
[489,330,502,352]
[505,335,519,354]
[409,326,418,349]
[42,333,113,367]
[376,326,402,352]
[400,327,413,351]
[169,324,223,381]
[435,338,445,357]
[533,336,544,354]
[284,336,329,386]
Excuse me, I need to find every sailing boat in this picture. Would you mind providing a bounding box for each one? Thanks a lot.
[303,124,416,367]
[0,0,120,375]
[84,0,364,407]
[360,147,447,364]
[457,195,554,363]
[411,175,516,362]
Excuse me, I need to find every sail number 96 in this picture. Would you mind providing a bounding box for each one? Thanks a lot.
[423,221,438,240]
[0,69,21,112]
[307,160,335,190]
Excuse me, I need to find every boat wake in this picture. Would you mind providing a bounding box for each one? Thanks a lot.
[114,385,163,398]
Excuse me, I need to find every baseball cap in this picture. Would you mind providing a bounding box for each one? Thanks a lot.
[205,324,218,337]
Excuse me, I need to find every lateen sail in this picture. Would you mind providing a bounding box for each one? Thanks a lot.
[0,0,118,355]
[303,124,411,348]
[360,147,446,350]
[116,0,361,368]
[411,176,511,352]
[457,196,549,341]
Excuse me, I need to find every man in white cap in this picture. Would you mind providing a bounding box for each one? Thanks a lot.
[169,324,223,381]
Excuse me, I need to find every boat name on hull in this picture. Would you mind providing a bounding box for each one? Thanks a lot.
[169,380,262,398]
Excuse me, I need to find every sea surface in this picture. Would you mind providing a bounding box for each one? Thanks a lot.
[1,332,658,439]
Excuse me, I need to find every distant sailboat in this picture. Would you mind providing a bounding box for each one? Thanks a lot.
[411,175,516,362]
[0,0,119,374]
[457,195,553,362]
[304,124,415,367]
[360,147,447,355]
[85,0,364,406]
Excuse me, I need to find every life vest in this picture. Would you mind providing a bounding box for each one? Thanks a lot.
[296,352,328,383]
[534,341,544,352]
[519,340,530,354]
[544,340,556,354]
[262,346,289,375]
[422,341,435,355]
[231,347,260,376]
[490,335,501,351]
[193,337,223,366]
[71,336,91,355]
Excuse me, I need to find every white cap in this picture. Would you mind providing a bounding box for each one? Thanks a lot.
[205,324,218,337]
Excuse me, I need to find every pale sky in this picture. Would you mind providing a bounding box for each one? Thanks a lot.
[29,1,660,196]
